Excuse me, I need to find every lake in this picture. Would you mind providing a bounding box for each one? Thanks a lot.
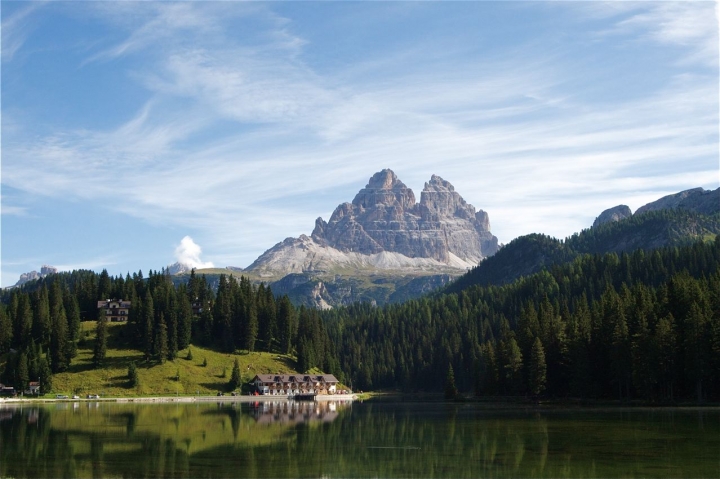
[0,399,719,478]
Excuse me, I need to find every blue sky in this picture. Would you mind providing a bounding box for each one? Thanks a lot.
[1,1,718,287]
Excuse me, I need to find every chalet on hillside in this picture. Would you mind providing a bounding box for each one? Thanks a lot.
[97,299,131,322]
[251,374,339,395]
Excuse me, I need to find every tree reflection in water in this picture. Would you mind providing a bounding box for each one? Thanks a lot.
[0,401,718,478]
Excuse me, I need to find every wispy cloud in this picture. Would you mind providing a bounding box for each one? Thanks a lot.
[1,2,45,62]
[2,2,717,270]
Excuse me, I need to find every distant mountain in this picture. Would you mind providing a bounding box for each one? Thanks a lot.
[167,262,193,275]
[176,169,499,308]
[447,187,720,292]
[14,265,58,287]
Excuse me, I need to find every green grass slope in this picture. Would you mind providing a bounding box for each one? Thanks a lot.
[49,322,302,397]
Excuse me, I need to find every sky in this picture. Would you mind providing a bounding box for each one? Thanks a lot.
[1,1,718,287]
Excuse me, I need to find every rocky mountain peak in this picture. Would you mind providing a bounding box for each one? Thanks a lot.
[351,168,416,210]
[310,169,498,264]
[420,174,475,221]
[15,265,58,287]
[593,205,632,228]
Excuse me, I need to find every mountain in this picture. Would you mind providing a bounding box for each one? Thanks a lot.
[447,186,720,292]
[14,265,58,287]
[199,169,499,308]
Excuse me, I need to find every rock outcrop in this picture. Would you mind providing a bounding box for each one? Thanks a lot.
[593,205,632,228]
[15,265,58,287]
[635,187,720,216]
[309,169,498,264]
[592,187,719,229]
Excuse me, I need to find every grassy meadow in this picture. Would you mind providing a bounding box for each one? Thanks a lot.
[48,321,303,397]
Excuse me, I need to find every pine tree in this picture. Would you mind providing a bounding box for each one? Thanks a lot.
[277,296,294,354]
[155,313,168,364]
[93,309,108,369]
[32,287,51,346]
[49,298,69,373]
[445,363,458,400]
[229,357,241,391]
[63,290,81,358]
[529,337,547,397]
[143,292,154,361]
[0,306,12,354]
[177,292,193,351]
[16,351,30,393]
[39,355,52,394]
[128,361,139,387]
[14,294,33,348]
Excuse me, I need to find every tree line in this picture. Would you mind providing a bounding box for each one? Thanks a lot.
[3,236,719,401]
[322,237,720,402]
[0,269,340,393]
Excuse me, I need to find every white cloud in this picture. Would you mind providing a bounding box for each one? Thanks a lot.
[2,2,717,270]
[174,236,214,269]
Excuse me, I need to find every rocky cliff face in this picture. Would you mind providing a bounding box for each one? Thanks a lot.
[15,265,58,287]
[310,169,498,264]
[593,205,632,228]
[240,169,499,308]
[635,187,720,216]
[593,187,719,229]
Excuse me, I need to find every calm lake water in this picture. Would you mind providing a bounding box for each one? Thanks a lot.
[1,399,719,478]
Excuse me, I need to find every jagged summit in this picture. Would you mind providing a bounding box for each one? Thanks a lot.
[250,169,498,277]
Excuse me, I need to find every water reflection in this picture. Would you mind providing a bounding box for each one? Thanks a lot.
[246,400,350,425]
[0,401,718,478]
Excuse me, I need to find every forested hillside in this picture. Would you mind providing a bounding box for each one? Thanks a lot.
[0,269,340,393]
[3,235,719,402]
[324,237,720,402]
[448,209,720,291]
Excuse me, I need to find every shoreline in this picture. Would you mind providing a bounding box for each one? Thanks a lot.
[0,393,357,406]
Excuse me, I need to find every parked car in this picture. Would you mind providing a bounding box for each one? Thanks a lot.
[72,395,80,399]
[87,394,100,399]
[56,394,68,399]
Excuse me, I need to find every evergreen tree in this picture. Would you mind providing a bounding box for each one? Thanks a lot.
[277,296,294,354]
[93,310,108,369]
[229,357,241,391]
[0,306,12,353]
[63,290,81,358]
[155,313,169,364]
[49,296,70,373]
[32,287,51,346]
[14,294,33,348]
[445,363,458,400]
[143,292,154,361]
[128,361,139,387]
[16,351,30,393]
[528,337,547,397]
[501,337,523,394]
[177,292,193,350]
[39,355,52,394]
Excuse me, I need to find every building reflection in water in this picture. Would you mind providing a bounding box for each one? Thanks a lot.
[246,400,351,425]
